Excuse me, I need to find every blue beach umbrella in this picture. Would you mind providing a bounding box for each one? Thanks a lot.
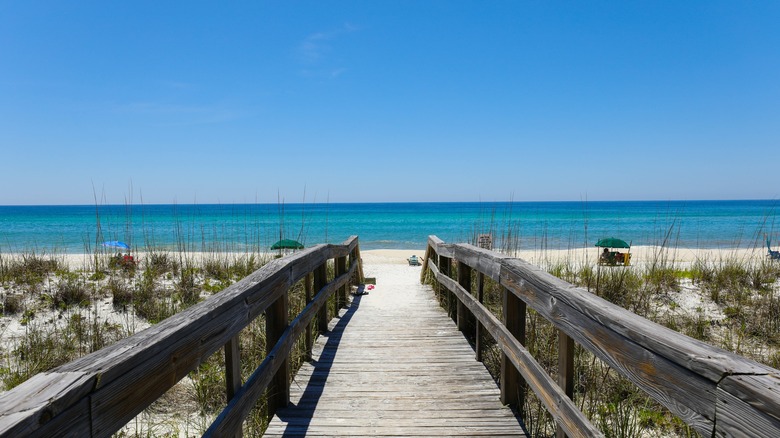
[102,240,130,250]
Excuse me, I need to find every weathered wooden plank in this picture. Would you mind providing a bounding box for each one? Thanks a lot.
[267,417,521,427]
[556,330,575,438]
[266,289,290,414]
[267,258,525,437]
[427,235,451,258]
[501,260,718,435]
[304,272,313,360]
[433,268,602,438]
[501,259,718,435]
[224,335,242,438]
[0,372,93,437]
[476,272,485,361]
[0,239,361,437]
[205,261,356,436]
[501,286,526,409]
[715,374,780,437]
[448,243,509,282]
[349,240,364,284]
[421,243,432,282]
[315,262,328,333]
[426,238,780,437]
[265,427,524,437]
[88,283,285,435]
[336,255,347,309]
[326,236,359,259]
[507,257,776,379]
[457,261,471,334]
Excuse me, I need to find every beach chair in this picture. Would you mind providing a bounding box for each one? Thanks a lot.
[599,252,616,266]
[768,239,780,260]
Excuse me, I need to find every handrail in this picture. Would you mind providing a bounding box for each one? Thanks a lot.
[0,236,363,437]
[424,236,780,438]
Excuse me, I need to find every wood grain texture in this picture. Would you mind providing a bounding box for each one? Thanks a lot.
[0,239,361,438]
[501,287,526,409]
[265,262,525,437]
[206,261,358,436]
[429,262,602,438]
[426,237,780,438]
[715,374,780,436]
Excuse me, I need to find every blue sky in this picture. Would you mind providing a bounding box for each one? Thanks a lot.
[1,1,778,205]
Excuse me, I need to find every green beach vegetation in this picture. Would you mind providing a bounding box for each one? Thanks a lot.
[0,246,335,436]
[1,222,779,436]
[439,230,780,437]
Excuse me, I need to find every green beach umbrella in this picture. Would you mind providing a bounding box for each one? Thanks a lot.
[595,237,630,249]
[270,239,304,250]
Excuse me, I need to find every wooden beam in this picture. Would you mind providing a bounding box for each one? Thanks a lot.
[304,272,313,360]
[457,261,471,334]
[423,238,780,438]
[266,289,290,416]
[0,239,364,437]
[501,259,718,434]
[716,374,780,436]
[205,261,356,436]
[556,331,575,438]
[336,256,347,310]
[501,286,526,410]
[224,334,242,422]
[438,254,453,320]
[430,268,602,437]
[315,262,328,333]
[475,272,485,362]
[420,244,432,282]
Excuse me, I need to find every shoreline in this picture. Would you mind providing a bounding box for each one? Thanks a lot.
[362,246,774,268]
[2,245,774,270]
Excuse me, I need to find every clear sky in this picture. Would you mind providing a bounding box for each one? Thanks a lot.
[1,1,778,205]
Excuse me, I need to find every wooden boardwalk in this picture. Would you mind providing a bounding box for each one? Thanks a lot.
[265,263,525,437]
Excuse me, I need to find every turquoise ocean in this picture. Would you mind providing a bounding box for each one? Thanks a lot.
[0,201,778,254]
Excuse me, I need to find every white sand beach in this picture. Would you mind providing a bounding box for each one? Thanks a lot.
[362,245,772,269]
[19,243,777,273]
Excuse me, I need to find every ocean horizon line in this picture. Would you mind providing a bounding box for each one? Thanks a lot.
[1,198,778,208]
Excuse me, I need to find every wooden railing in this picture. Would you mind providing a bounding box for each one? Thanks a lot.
[0,236,363,437]
[422,236,780,438]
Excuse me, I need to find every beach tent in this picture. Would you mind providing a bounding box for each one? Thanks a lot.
[270,239,304,250]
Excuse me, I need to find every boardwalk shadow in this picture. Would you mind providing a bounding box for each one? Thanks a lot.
[275,293,364,436]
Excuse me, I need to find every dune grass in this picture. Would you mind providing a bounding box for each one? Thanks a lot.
[0,245,341,436]
[447,229,780,438]
[3,243,778,437]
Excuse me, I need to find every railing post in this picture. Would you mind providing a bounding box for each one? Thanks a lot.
[224,335,243,437]
[456,261,471,334]
[336,255,347,310]
[266,288,289,416]
[315,262,328,333]
[438,254,453,319]
[429,249,440,298]
[304,272,313,360]
[421,244,432,283]
[556,331,575,438]
[351,245,364,284]
[501,286,526,411]
[475,272,485,362]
